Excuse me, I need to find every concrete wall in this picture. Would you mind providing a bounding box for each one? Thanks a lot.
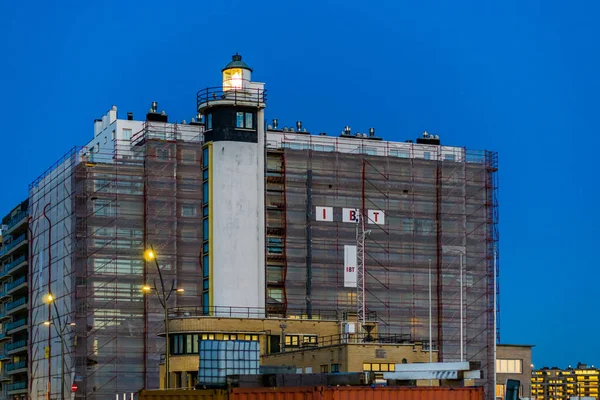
[211,137,265,312]
[496,345,533,399]
[261,343,438,373]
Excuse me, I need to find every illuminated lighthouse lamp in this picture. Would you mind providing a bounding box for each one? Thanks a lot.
[222,53,253,91]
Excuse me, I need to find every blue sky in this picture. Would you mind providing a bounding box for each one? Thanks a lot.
[1,0,599,368]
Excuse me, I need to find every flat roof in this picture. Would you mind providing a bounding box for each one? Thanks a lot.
[498,343,535,348]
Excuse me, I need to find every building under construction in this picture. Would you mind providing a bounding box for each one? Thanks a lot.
[23,54,498,400]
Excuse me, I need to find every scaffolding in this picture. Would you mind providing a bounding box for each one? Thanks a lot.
[265,131,499,400]
[29,122,204,400]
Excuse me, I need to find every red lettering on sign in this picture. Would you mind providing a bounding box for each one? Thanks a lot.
[349,210,356,221]
[373,212,379,222]
[323,208,327,220]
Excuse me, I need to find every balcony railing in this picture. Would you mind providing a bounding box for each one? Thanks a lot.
[6,277,26,292]
[6,381,27,391]
[168,306,355,321]
[6,340,26,351]
[0,235,26,258]
[197,87,267,110]
[5,319,26,332]
[5,297,26,311]
[5,361,26,372]
[3,255,26,274]
[5,211,27,231]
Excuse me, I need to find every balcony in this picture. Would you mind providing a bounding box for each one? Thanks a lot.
[6,360,26,375]
[4,211,28,235]
[2,255,27,277]
[0,235,27,259]
[6,340,27,354]
[6,380,27,394]
[0,369,10,382]
[5,297,27,315]
[6,277,27,294]
[6,319,26,334]
[0,332,10,342]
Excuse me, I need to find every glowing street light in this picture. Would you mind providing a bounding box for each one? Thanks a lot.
[142,245,184,389]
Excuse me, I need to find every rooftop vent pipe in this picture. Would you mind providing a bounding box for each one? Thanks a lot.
[272,119,279,129]
[127,112,134,121]
[369,127,375,137]
[344,126,351,135]
[151,101,158,113]
[296,121,303,131]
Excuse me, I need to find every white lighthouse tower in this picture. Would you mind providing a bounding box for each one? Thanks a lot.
[198,55,266,316]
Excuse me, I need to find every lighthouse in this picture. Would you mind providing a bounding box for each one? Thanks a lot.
[198,54,267,316]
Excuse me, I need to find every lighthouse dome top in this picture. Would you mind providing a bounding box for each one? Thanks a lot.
[222,54,253,72]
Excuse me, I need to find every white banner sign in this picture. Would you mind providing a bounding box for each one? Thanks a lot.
[344,245,357,288]
[367,209,385,225]
[315,206,333,221]
[342,208,360,223]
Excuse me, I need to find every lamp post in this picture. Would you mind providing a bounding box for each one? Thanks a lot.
[43,293,75,400]
[442,245,466,362]
[142,246,184,389]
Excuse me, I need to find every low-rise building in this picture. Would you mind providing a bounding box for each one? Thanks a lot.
[495,344,533,399]
[161,307,437,389]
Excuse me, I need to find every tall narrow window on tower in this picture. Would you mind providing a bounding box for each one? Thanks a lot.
[201,145,211,315]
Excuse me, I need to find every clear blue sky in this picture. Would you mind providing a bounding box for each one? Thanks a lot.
[1,0,598,369]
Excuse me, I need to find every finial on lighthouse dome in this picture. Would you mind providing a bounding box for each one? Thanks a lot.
[222,53,252,91]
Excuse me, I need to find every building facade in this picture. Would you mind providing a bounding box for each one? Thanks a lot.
[12,54,499,400]
[0,200,30,400]
[495,344,533,399]
[532,363,600,400]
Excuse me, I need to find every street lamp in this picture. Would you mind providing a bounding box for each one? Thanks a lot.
[43,293,75,400]
[142,245,184,389]
[442,245,466,362]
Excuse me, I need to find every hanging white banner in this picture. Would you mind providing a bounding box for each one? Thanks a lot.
[344,245,357,288]
[367,209,385,225]
[315,206,333,222]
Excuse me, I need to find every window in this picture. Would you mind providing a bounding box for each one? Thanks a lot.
[331,364,340,373]
[112,130,116,140]
[236,112,254,128]
[182,204,197,217]
[285,335,300,347]
[496,359,523,374]
[423,152,431,160]
[362,146,377,156]
[268,288,283,304]
[223,334,238,341]
[181,229,197,242]
[444,154,456,161]
[244,335,259,341]
[202,147,209,168]
[202,182,209,204]
[206,113,212,130]
[303,335,317,345]
[320,365,329,373]
[123,129,132,140]
[181,150,196,163]
[390,149,410,158]
[104,136,107,144]
[363,363,395,372]
[157,148,170,160]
